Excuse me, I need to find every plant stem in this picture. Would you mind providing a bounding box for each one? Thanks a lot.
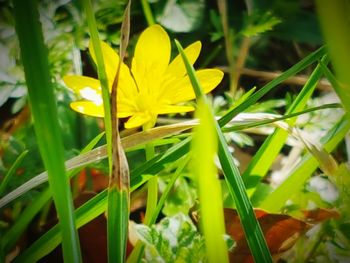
[141,0,155,26]
[217,0,236,94]
[143,132,158,225]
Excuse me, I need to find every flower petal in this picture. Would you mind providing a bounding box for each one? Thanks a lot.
[166,41,201,77]
[131,25,170,95]
[163,69,224,104]
[124,112,152,129]
[89,40,119,86]
[156,105,194,114]
[63,75,101,93]
[88,40,139,107]
[70,101,104,118]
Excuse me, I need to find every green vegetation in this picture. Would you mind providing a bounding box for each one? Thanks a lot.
[0,1,349,262]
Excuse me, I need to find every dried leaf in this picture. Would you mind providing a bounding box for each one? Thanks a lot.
[224,208,339,262]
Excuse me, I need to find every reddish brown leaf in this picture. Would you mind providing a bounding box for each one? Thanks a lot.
[225,208,339,262]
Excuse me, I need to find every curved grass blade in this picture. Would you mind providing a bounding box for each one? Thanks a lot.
[0,122,195,208]
[242,55,329,193]
[0,150,28,197]
[260,116,350,212]
[3,101,336,210]
[2,132,105,254]
[175,39,272,263]
[13,1,81,262]
[218,46,327,127]
[13,190,108,263]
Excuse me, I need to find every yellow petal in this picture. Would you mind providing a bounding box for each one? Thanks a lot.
[163,69,224,104]
[70,101,104,118]
[89,40,119,85]
[63,75,103,105]
[124,112,152,129]
[157,105,194,114]
[131,25,171,95]
[63,75,101,93]
[165,41,201,77]
[88,40,139,104]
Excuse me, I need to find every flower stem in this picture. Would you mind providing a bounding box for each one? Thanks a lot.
[143,129,158,225]
[141,0,155,26]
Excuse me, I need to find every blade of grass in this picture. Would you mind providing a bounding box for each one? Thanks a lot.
[316,0,350,115]
[2,188,51,253]
[223,103,341,133]
[15,153,189,262]
[192,99,229,263]
[82,0,112,172]
[2,100,338,210]
[242,55,329,192]
[141,0,155,26]
[108,2,131,262]
[0,122,195,208]
[13,190,108,263]
[218,46,327,127]
[175,39,272,262]
[2,132,105,254]
[13,1,82,262]
[0,45,327,209]
[126,155,190,263]
[0,150,28,197]
[260,116,350,212]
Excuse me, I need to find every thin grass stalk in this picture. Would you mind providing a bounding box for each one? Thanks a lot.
[1,45,327,209]
[13,190,108,263]
[242,55,329,190]
[0,150,28,197]
[3,132,104,255]
[192,99,229,263]
[82,0,112,172]
[141,0,155,26]
[217,0,236,94]
[260,116,350,212]
[316,0,350,115]
[175,40,272,263]
[2,188,51,252]
[12,1,81,262]
[219,46,327,127]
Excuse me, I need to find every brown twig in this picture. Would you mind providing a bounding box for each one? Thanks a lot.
[220,66,332,90]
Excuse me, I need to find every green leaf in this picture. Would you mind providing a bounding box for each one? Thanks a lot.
[241,11,281,37]
[135,213,206,262]
[13,1,81,262]
[175,39,272,263]
[155,0,205,32]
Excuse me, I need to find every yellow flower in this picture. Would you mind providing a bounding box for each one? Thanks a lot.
[64,25,224,129]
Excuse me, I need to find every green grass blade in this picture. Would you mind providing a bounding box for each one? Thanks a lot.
[82,0,112,172]
[242,55,329,189]
[0,150,28,197]
[223,103,340,133]
[13,190,108,263]
[260,116,350,212]
[3,132,105,254]
[316,1,350,115]
[107,189,129,262]
[218,46,327,127]
[175,40,272,263]
[12,1,81,262]
[2,188,51,252]
[192,99,229,263]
